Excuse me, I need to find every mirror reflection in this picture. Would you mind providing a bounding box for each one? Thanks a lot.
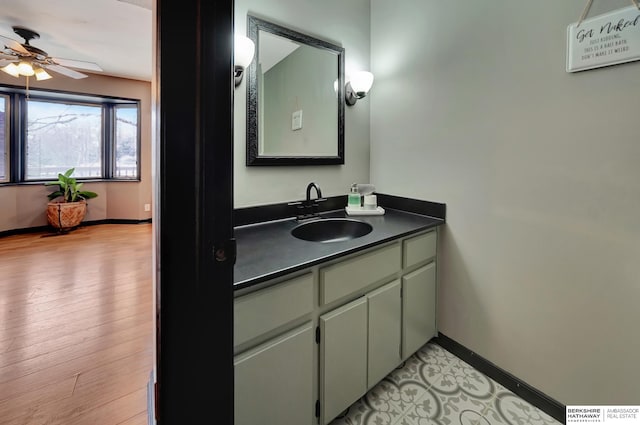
[246,15,345,166]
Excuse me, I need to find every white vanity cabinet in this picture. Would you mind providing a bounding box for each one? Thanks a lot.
[367,280,402,387]
[234,323,314,425]
[233,273,315,425]
[402,262,436,359]
[234,273,314,348]
[319,297,368,424]
[319,279,403,424]
[233,228,438,425]
[318,230,437,424]
[319,243,402,305]
[401,231,438,359]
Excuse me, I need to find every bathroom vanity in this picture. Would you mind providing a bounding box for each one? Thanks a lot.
[232,196,444,425]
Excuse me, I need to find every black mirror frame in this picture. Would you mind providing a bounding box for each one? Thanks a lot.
[246,14,345,166]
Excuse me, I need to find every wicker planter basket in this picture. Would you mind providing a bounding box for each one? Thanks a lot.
[47,200,87,230]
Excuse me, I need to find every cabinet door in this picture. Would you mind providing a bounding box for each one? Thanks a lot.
[234,323,314,425]
[320,297,368,425]
[402,261,436,359]
[367,280,401,389]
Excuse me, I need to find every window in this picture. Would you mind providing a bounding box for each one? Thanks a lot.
[114,105,139,179]
[0,87,140,183]
[0,95,8,182]
[26,101,103,180]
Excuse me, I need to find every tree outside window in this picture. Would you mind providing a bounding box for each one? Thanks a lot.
[26,100,102,180]
[115,105,138,179]
[0,88,140,183]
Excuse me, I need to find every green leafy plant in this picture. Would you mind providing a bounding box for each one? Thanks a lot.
[45,168,99,202]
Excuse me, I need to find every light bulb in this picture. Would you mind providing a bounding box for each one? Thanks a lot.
[234,34,255,69]
[17,61,35,77]
[1,63,20,78]
[34,67,52,81]
[349,71,374,95]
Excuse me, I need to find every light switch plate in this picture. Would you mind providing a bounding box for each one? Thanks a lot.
[292,109,303,131]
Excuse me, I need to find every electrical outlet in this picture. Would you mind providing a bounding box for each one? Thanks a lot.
[144,204,151,212]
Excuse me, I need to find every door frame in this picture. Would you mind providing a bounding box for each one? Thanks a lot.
[155,0,235,423]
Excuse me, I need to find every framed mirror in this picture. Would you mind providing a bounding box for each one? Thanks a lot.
[246,15,345,166]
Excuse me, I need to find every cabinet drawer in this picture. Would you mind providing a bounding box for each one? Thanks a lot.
[403,230,437,269]
[320,243,401,305]
[234,273,314,347]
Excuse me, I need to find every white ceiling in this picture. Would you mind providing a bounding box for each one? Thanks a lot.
[259,31,299,74]
[0,0,153,82]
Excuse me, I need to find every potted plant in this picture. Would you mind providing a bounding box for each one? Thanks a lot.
[45,168,98,230]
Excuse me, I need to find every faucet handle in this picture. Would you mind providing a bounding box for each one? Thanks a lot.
[287,201,306,212]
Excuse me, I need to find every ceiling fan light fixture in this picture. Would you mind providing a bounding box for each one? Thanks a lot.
[1,63,20,78]
[17,61,35,76]
[34,67,52,81]
[2,26,100,80]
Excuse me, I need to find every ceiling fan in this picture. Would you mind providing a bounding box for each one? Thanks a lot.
[0,26,103,80]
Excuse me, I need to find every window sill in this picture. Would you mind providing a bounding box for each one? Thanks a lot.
[0,178,141,187]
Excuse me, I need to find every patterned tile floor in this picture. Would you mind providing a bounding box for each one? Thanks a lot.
[329,341,562,425]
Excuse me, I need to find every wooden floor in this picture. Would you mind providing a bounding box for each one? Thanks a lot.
[0,224,154,425]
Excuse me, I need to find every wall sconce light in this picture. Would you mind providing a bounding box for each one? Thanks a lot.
[345,71,374,106]
[234,34,255,87]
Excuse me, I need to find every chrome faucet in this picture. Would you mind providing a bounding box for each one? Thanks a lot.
[306,182,322,204]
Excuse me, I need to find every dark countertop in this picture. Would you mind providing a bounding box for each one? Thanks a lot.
[234,207,444,290]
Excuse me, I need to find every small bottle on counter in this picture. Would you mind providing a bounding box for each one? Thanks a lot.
[363,194,377,210]
[348,183,362,209]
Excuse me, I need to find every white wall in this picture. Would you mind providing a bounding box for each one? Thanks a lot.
[234,0,371,207]
[371,0,640,404]
[263,46,338,156]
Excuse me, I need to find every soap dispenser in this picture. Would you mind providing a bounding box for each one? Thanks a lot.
[348,183,361,209]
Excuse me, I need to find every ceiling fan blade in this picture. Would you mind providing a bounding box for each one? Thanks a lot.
[0,35,29,55]
[0,59,16,67]
[43,64,89,79]
[51,57,103,72]
[0,52,18,60]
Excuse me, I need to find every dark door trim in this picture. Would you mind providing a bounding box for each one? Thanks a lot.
[156,0,235,423]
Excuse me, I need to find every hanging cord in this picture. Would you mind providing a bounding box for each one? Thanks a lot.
[578,0,640,27]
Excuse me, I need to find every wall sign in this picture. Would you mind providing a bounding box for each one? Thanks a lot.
[567,5,640,72]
